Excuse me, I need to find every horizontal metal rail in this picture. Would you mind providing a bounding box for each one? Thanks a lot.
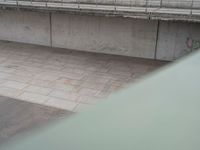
[0,0,199,13]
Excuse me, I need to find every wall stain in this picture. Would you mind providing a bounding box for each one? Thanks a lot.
[186,37,200,51]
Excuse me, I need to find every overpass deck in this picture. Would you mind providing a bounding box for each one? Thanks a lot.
[0,0,200,22]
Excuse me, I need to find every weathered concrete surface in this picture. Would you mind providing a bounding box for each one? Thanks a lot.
[0,96,71,144]
[0,40,166,112]
[156,21,200,60]
[0,9,199,60]
[52,13,158,59]
[0,10,50,46]
[63,0,198,8]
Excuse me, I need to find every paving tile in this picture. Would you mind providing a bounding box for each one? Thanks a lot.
[56,77,83,86]
[78,88,100,96]
[77,95,99,104]
[0,79,6,84]
[0,86,22,98]
[24,85,53,95]
[51,82,75,92]
[0,66,17,73]
[62,66,86,74]
[30,79,53,88]
[13,70,35,78]
[17,92,49,104]
[0,41,166,111]
[20,61,42,68]
[80,81,107,90]
[5,74,32,83]
[41,64,65,71]
[34,74,60,81]
[0,72,10,79]
[16,65,43,73]
[108,68,133,77]
[83,74,111,84]
[26,57,46,64]
[1,81,29,90]
[49,90,78,101]
[0,57,7,63]
[45,97,78,111]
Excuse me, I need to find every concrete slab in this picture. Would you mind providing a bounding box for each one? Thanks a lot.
[0,41,167,111]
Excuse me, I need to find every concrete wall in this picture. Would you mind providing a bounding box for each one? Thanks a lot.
[51,14,158,59]
[156,21,200,60]
[0,10,50,46]
[0,9,200,61]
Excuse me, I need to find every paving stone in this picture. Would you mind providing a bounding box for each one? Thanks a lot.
[45,97,78,111]
[34,74,60,81]
[79,88,100,96]
[30,79,54,88]
[17,92,49,104]
[51,81,76,92]
[62,66,86,74]
[0,66,17,73]
[24,85,53,95]
[5,74,32,83]
[0,72,10,79]
[83,74,111,84]
[77,95,99,104]
[80,81,108,90]
[0,79,6,84]
[0,87,22,98]
[56,77,83,86]
[1,81,29,90]
[49,90,78,101]
[0,41,166,112]
[63,72,84,80]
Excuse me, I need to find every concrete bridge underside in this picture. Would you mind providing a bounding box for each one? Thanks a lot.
[0,9,200,61]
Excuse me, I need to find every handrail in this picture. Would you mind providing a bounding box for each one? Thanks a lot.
[0,0,199,12]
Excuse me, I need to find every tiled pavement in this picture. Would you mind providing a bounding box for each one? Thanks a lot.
[0,96,70,144]
[0,41,167,112]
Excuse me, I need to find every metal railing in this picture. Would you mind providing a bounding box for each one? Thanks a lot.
[0,0,200,12]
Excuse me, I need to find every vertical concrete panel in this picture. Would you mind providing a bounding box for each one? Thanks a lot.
[0,10,50,46]
[156,21,200,61]
[52,13,157,59]
[161,0,192,8]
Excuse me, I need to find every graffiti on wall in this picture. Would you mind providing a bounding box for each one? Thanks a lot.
[186,37,200,51]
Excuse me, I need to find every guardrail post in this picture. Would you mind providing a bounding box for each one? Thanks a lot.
[77,0,80,9]
[190,0,194,15]
[130,0,132,8]
[145,0,148,12]
[16,0,18,6]
[45,0,47,7]
[114,0,116,11]
[160,0,162,8]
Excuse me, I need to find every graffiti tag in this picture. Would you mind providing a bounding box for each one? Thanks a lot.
[186,37,200,51]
